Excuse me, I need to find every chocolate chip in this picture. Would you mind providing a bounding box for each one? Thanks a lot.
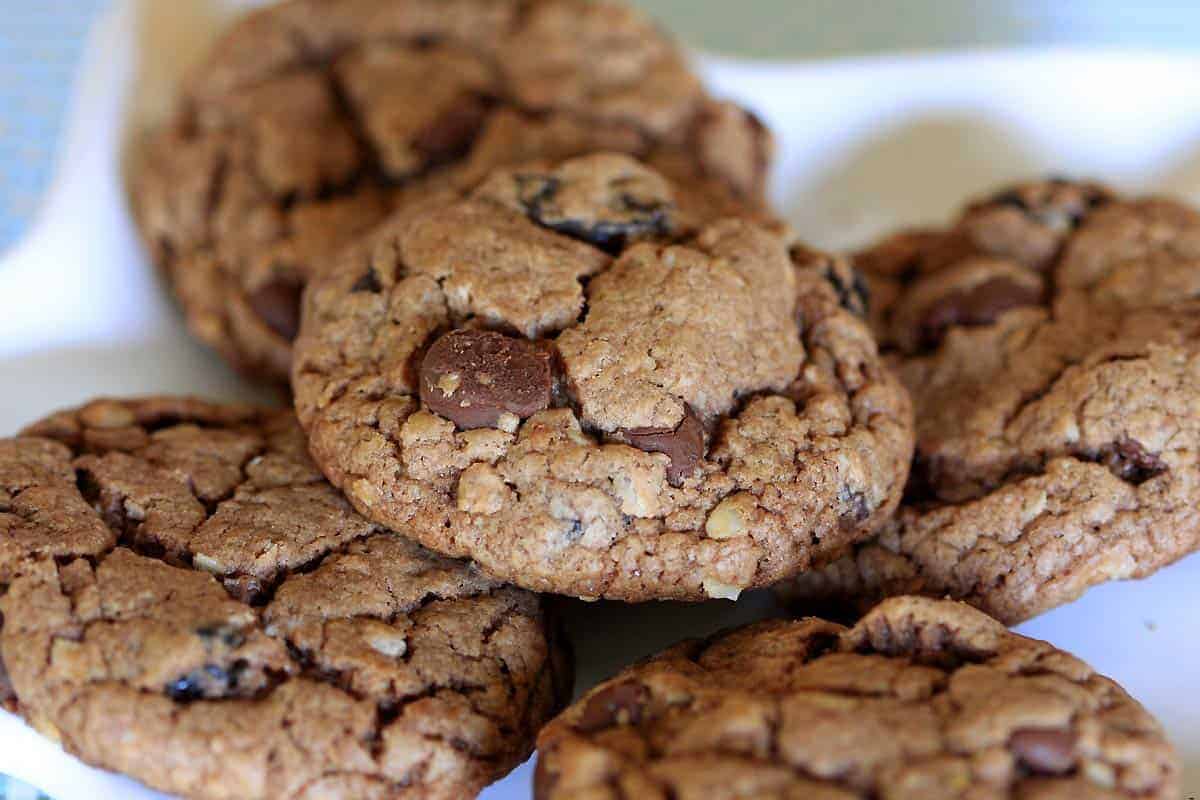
[1009,728,1077,775]
[165,674,206,703]
[919,277,1044,348]
[838,490,870,531]
[414,94,490,167]
[420,329,553,430]
[902,460,939,506]
[617,405,705,487]
[350,269,382,294]
[804,632,841,661]
[516,173,672,254]
[165,662,246,702]
[575,680,650,733]
[248,278,303,341]
[980,180,1112,233]
[1099,437,1167,485]
[195,622,246,649]
[819,258,871,318]
[989,189,1034,212]
[223,574,268,606]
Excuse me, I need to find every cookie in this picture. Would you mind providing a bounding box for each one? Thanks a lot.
[292,152,914,602]
[857,178,1115,352]
[0,648,13,712]
[132,0,773,382]
[780,183,1200,623]
[0,397,571,800]
[535,596,1179,800]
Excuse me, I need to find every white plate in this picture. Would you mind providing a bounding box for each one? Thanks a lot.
[1,1,1198,798]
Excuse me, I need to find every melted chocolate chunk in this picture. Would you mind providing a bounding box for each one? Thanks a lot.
[919,277,1044,348]
[516,173,673,254]
[1009,728,1077,775]
[414,94,491,166]
[1099,437,1167,485]
[420,329,553,430]
[575,680,650,733]
[248,278,303,341]
[350,269,382,294]
[617,405,705,487]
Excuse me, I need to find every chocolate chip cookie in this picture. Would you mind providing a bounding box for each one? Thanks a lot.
[0,397,571,800]
[781,182,1200,623]
[292,152,914,602]
[535,596,1179,800]
[132,0,773,382]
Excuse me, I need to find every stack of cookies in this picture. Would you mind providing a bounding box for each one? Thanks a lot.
[0,1,1187,798]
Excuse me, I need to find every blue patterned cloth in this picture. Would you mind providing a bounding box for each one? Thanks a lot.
[1,0,99,783]
[0,0,107,254]
[0,776,51,800]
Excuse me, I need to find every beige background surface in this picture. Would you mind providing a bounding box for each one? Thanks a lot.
[633,1,1200,59]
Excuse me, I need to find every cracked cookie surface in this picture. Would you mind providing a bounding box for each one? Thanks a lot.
[0,397,571,800]
[292,153,914,602]
[132,0,773,382]
[780,183,1200,623]
[535,596,1179,800]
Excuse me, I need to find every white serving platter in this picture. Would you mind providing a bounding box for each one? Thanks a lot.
[1,1,1197,797]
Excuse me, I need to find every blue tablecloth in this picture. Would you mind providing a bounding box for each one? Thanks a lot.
[0,0,106,254]
[0,776,51,800]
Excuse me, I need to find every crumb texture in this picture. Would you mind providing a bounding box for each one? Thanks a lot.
[292,153,914,602]
[133,0,772,381]
[781,183,1200,623]
[0,397,570,800]
[535,597,1179,800]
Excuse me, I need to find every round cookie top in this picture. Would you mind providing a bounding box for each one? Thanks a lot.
[0,397,571,800]
[292,152,914,602]
[782,181,1200,623]
[857,178,1116,354]
[133,0,772,381]
[535,596,1179,800]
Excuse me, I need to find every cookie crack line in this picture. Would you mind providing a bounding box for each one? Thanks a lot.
[37,532,498,709]
[294,152,914,602]
[783,181,1200,624]
[136,0,775,382]
[1,397,570,800]
[71,450,378,608]
[535,598,1178,799]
